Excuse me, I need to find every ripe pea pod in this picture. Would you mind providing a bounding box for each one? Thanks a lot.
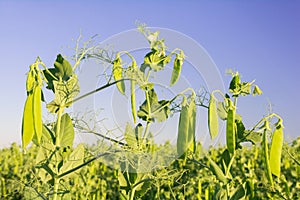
[33,85,43,144]
[177,95,196,157]
[208,93,219,140]
[262,121,274,186]
[177,97,189,157]
[226,100,236,154]
[131,80,137,123]
[22,92,35,149]
[113,53,125,94]
[270,119,284,177]
[170,51,184,86]
[188,98,196,153]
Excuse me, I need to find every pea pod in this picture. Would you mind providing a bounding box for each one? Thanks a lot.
[113,53,125,94]
[188,98,196,153]
[177,95,196,157]
[270,119,284,177]
[130,80,137,123]
[177,97,189,157]
[170,51,184,86]
[208,94,219,140]
[226,100,236,154]
[33,85,43,144]
[22,93,34,149]
[262,121,273,186]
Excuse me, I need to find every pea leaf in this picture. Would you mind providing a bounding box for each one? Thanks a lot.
[217,101,228,120]
[55,113,74,147]
[137,89,170,122]
[141,51,169,72]
[252,85,263,96]
[124,123,137,148]
[54,54,73,81]
[59,144,84,178]
[229,73,241,95]
[43,68,58,92]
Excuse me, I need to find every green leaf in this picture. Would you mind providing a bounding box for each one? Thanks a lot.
[59,144,84,177]
[235,118,245,142]
[208,94,219,140]
[270,120,284,177]
[137,89,170,122]
[243,131,262,144]
[240,82,252,96]
[207,156,227,184]
[33,85,43,144]
[54,54,73,80]
[170,51,184,86]
[230,184,246,200]
[52,74,80,106]
[217,101,228,120]
[229,72,241,95]
[22,93,34,149]
[124,123,137,148]
[135,123,143,146]
[56,113,75,147]
[43,68,58,92]
[141,51,169,72]
[252,85,263,96]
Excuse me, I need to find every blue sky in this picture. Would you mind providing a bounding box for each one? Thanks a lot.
[0,0,299,147]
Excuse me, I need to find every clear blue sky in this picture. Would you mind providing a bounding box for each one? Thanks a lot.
[0,0,299,147]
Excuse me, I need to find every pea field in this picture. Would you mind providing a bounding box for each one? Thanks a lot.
[0,26,299,199]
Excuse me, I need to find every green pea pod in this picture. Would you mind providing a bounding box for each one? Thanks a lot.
[208,94,219,140]
[207,156,227,184]
[177,97,189,157]
[226,100,236,154]
[188,98,196,153]
[270,120,284,177]
[22,93,34,149]
[33,85,43,144]
[131,80,137,123]
[26,64,36,93]
[113,54,125,94]
[177,96,196,157]
[170,51,184,86]
[262,122,274,186]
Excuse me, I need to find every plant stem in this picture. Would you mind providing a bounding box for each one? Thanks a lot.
[55,107,63,147]
[53,177,59,200]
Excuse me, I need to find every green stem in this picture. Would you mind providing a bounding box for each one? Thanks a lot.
[143,121,151,143]
[69,79,130,104]
[225,154,235,177]
[129,187,136,200]
[53,177,60,200]
[55,107,64,147]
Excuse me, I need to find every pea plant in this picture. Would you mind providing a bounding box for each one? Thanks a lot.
[21,25,286,200]
[21,26,196,199]
[21,37,129,198]
[205,71,285,199]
